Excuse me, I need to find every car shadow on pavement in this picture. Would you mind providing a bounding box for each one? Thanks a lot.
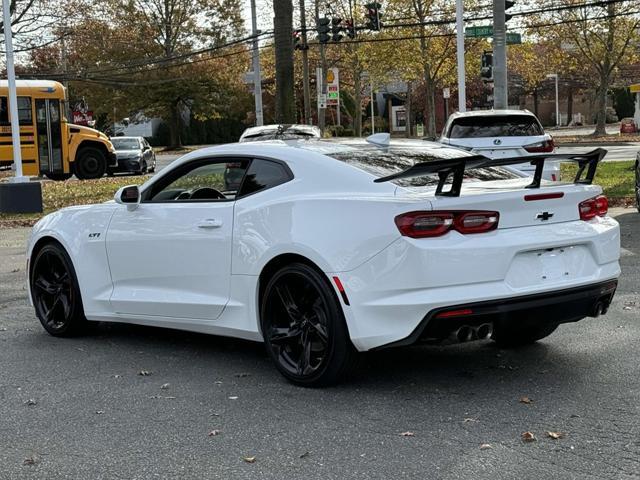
[73,320,583,395]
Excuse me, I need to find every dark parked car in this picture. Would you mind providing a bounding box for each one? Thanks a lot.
[109,137,156,175]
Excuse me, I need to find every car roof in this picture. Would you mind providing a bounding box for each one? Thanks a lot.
[240,124,321,140]
[447,109,536,119]
[112,136,143,140]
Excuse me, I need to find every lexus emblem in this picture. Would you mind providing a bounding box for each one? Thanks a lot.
[536,212,554,221]
[493,138,502,145]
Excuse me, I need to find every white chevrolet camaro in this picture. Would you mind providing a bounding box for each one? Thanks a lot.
[27,137,621,386]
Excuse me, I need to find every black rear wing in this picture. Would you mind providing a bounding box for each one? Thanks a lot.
[373,148,607,197]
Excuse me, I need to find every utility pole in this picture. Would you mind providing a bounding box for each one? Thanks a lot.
[315,0,327,132]
[370,80,375,134]
[493,0,508,109]
[0,0,42,214]
[455,0,466,112]
[299,0,311,124]
[3,0,22,181]
[250,0,264,126]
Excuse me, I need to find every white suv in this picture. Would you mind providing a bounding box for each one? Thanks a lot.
[439,110,559,181]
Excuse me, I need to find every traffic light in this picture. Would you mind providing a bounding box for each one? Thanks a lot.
[481,51,493,82]
[345,19,356,39]
[364,2,382,31]
[505,0,515,22]
[331,17,343,42]
[293,30,302,50]
[317,17,331,44]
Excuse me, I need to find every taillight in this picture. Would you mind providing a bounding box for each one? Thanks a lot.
[524,138,555,153]
[395,211,499,238]
[579,195,608,220]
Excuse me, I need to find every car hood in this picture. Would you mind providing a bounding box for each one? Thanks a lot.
[115,150,141,158]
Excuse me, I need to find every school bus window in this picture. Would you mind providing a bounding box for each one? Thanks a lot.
[17,97,32,125]
[0,97,8,125]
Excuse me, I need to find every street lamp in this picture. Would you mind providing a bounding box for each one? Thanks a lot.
[546,73,560,127]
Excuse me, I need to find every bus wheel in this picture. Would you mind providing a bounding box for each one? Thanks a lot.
[44,172,72,181]
[75,147,107,180]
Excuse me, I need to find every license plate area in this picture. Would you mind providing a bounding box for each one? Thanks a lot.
[506,245,596,289]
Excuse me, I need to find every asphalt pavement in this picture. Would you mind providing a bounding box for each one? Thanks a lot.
[1,209,639,479]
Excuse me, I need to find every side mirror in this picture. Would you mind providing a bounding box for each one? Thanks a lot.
[114,185,141,209]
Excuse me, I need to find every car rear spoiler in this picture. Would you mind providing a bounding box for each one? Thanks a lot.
[373,148,607,197]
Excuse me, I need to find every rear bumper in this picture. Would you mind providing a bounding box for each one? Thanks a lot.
[376,279,618,349]
[338,217,620,351]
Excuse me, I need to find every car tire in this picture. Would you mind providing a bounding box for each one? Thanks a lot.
[30,243,88,337]
[149,157,156,173]
[635,158,640,213]
[44,172,72,181]
[137,160,147,175]
[491,321,559,348]
[75,147,107,179]
[260,263,358,387]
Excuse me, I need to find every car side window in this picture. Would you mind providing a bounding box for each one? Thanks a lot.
[147,159,249,202]
[238,159,292,197]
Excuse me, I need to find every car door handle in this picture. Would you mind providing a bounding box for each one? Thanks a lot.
[197,219,223,229]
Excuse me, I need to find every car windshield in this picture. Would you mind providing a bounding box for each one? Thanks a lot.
[112,138,140,150]
[449,115,544,138]
[326,147,520,187]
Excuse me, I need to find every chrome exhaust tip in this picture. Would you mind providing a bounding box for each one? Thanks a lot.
[456,326,474,343]
[476,323,493,340]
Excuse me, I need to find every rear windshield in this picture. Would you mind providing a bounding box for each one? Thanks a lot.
[327,147,520,187]
[449,115,543,138]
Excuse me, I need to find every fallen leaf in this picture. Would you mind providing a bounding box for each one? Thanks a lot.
[479,443,492,450]
[463,417,478,423]
[95,410,105,415]
[519,396,533,404]
[214,381,223,385]
[0,327,7,331]
[208,430,221,437]
[235,373,251,378]
[112,374,121,379]
[399,431,415,437]
[138,370,152,376]
[160,383,170,389]
[243,456,256,463]
[299,451,311,458]
[521,431,536,443]
[24,399,37,406]
[547,431,565,439]
[228,396,238,400]
[11,268,20,273]
[23,456,37,466]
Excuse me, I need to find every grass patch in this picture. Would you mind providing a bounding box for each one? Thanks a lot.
[0,176,149,228]
[561,160,635,199]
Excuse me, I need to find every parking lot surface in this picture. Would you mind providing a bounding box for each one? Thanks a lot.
[1,209,639,479]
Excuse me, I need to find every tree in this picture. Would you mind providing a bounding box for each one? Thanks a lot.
[531,0,640,135]
[273,0,296,123]
[112,0,246,147]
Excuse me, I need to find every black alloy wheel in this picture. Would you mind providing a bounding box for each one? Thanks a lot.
[30,243,87,336]
[75,147,107,179]
[261,263,358,386]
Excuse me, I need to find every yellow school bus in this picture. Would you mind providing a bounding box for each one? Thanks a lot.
[0,80,116,180]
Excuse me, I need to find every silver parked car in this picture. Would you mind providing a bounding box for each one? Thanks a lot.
[438,110,560,181]
[109,136,156,175]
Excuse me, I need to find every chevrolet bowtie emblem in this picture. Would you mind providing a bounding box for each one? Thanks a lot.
[536,212,554,221]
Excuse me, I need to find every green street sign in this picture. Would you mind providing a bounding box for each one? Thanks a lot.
[465,25,493,38]
[506,32,522,44]
[465,26,522,44]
